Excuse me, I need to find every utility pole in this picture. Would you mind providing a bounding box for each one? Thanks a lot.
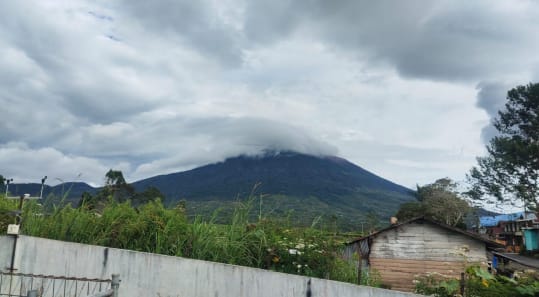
[4,178,13,196]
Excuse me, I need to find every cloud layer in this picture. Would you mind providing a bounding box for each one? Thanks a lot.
[1,0,538,189]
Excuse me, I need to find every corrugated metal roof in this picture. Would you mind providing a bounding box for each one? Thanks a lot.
[480,212,524,227]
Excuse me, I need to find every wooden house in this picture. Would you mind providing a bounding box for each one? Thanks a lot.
[345,217,502,292]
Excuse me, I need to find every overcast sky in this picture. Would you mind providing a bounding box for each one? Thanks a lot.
[1,1,539,198]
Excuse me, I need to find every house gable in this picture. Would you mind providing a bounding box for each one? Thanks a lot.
[345,218,498,292]
[370,221,487,262]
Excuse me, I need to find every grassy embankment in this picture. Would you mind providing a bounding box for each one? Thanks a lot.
[0,193,360,284]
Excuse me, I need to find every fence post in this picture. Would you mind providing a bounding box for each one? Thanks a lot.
[111,274,120,297]
[27,290,38,297]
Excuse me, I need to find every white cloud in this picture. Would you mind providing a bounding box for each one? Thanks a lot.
[0,143,111,186]
[0,0,538,193]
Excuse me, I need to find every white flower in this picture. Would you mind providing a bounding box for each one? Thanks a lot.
[288,249,302,255]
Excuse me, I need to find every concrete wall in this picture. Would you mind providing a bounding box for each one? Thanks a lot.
[0,235,422,297]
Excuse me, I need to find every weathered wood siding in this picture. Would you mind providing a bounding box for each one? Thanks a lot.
[369,222,487,291]
[370,222,487,262]
[370,258,465,292]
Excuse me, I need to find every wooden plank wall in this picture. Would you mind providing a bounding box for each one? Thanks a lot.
[370,258,465,292]
[369,222,487,291]
[370,222,486,262]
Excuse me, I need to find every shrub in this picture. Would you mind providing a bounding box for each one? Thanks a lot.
[414,266,539,297]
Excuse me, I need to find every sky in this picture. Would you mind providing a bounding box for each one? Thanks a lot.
[1,1,539,201]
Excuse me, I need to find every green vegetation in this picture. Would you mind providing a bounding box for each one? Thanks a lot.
[79,170,165,209]
[124,152,414,230]
[5,151,416,231]
[0,195,18,232]
[395,178,470,227]
[0,191,360,284]
[186,193,388,232]
[468,82,539,207]
[414,266,539,297]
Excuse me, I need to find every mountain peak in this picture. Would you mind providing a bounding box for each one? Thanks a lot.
[133,151,413,201]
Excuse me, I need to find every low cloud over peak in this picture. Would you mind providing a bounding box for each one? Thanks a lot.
[1,1,537,188]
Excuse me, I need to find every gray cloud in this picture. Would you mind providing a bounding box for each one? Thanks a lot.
[127,116,338,180]
[116,0,243,67]
[243,1,301,45]
[1,0,537,191]
[475,82,509,143]
[476,82,508,118]
[244,0,539,81]
[0,142,115,186]
[0,1,177,124]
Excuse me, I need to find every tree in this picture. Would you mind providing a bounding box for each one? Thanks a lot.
[103,169,134,203]
[394,201,424,221]
[468,83,539,208]
[396,178,470,227]
[365,210,380,233]
[105,169,127,187]
[132,186,165,206]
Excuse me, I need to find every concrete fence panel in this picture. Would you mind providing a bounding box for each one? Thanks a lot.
[0,236,422,297]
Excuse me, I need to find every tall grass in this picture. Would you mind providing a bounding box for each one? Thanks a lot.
[0,195,19,232]
[1,193,358,284]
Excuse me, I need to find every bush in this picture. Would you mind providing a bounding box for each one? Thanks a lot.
[414,266,539,297]
[414,272,460,297]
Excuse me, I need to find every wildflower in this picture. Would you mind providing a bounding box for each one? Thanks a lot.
[481,279,489,287]
[289,249,302,255]
[295,243,305,249]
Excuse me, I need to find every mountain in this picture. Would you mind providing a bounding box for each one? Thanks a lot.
[131,151,415,228]
[3,182,95,202]
[132,151,412,201]
[4,152,416,229]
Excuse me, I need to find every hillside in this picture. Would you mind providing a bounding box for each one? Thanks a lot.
[133,151,412,201]
[131,151,415,228]
[4,182,95,202]
[5,152,415,229]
